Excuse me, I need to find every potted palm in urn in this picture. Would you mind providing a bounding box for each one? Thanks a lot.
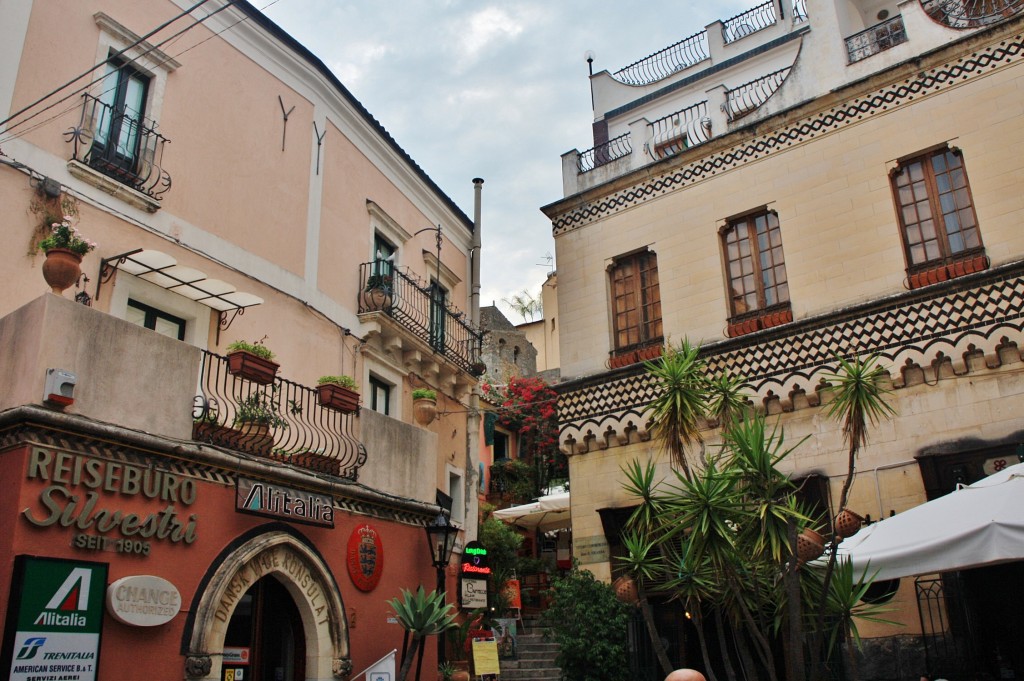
[316,375,360,413]
[38,216,97,294]
[226,339,279,385]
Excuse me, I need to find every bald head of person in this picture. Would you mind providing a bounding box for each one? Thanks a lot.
[665,670,707,681]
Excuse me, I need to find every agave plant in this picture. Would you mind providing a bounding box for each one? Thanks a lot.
[387,586,457,681]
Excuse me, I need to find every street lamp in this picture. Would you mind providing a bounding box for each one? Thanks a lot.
[425,509,459,664]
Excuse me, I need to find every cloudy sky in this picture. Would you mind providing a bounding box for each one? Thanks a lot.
[260,1,748,322]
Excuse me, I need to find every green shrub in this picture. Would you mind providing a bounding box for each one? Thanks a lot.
[227,339,275,361]
[412,388,436,400]
[317,375,357,389]
[541,565,632,681]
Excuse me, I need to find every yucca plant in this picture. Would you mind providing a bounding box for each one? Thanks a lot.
[643,339,709,479]
[387,586,457,681]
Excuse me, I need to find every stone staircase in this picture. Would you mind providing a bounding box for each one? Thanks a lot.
[498,615,562,681]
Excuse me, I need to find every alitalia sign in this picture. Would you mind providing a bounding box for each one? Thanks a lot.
[2,557,107,681]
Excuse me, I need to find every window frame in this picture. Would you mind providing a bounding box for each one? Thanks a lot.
[126,298,186,341]
[890,146,985,283]
[608,249,663,356]
[92,58,150,174]
[721,209,791,328]
[368,375,391,416]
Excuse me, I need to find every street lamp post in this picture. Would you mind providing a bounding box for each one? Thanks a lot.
[425,509,459,665]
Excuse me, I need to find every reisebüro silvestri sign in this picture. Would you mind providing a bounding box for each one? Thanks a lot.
[236,477,334,527]
[21,448,198,555]
[2,556,107,681]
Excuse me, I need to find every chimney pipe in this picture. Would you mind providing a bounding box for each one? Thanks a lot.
[471,178,483,327]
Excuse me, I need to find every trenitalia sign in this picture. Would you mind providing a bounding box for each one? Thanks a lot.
[1,556,107,681]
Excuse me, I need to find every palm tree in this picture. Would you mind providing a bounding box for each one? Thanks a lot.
[810,354,896,680]
[644,340,709,479]
[388,586,458,681]
[502,289,542,323]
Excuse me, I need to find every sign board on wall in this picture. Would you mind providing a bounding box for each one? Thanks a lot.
[236,477,334,527]
[346,524,384,592]
[1,556,108,681]
[574,535,610,564]
[106,575,181,626]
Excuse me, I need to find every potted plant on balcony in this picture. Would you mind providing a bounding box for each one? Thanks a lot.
[226,339,279,385]
[316,375,360,413]
[363,273,393,311]
[412,387,437,426]
[37,216,97,294]
[233,388,288,456]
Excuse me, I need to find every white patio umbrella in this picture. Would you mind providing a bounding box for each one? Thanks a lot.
[492,492,571,532]
[839,462,1024,581]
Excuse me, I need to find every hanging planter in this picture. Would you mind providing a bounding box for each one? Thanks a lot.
[796,527,825,563]
[612,574,639,606]
[38,217,96,295]
[412,388,437,426]
[316,376,360,413]
[226,340,279,385]
[834,509,864,539]
[42,248,83,295]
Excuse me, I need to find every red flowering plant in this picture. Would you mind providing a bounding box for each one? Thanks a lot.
[483,376,567,495]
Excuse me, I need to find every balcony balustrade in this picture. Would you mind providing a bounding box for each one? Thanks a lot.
[846,15,908,63]
[357,262,483,374]
[192,350,367,479]
[648,101,711,158]
[66,92,171,200]
[578,133,633,173]
[725,67,792,121]
[612,30,710,86]
[793,0,809,23]
[722,0,779,43]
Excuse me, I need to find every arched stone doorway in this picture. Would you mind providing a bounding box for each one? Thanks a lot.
[183,529,351,680]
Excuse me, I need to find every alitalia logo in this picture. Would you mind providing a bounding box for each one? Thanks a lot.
[33,567,91,628]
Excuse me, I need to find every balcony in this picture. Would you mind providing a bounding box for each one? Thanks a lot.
[612,29,710,86]
[725,67,792,121]
[845,16,908,63]
[722,0,779,44]
[65,92,171,205]
[192,350,367,479]
[578,133,633,173]
[0,295,366,482]
[357,262,483,375]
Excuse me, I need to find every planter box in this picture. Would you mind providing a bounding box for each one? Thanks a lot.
[227,350,279,385]
[193,421,273,456]
[316,383,360,413]
[288,452,341,475]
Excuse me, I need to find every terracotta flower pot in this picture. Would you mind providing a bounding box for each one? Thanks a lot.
[834,509,864,539]
[227,350,280,385]
[413,397,437,426]
[317,382,359,413]
[42,248,83,295]
[796,528,825,562]
[612,574,639,605]
[362,287,392,311]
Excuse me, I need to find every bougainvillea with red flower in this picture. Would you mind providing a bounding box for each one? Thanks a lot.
[484,376,567,495]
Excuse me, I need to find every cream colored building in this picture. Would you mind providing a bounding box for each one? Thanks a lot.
[0,1,483,679]
[544,0,1024,678]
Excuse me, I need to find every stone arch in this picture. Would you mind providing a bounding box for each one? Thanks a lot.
[183,529,350,680]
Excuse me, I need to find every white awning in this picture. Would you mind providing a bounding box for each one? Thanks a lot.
[493,492,571,532]
[839,462,1024,581]
[103,249,264,312]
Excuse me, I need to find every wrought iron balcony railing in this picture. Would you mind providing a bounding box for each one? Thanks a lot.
[793,0,809,23]
[845,16,908,63]
[724,67,792,121]
[722,0,778,43]
[612,29,710,86]
[192,350,367,479]
[578,133,633,173]
[65,92,172,199]
[357,262,483,373]
[648,101,711,158]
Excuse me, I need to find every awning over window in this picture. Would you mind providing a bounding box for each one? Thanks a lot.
[98,249,263,329]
